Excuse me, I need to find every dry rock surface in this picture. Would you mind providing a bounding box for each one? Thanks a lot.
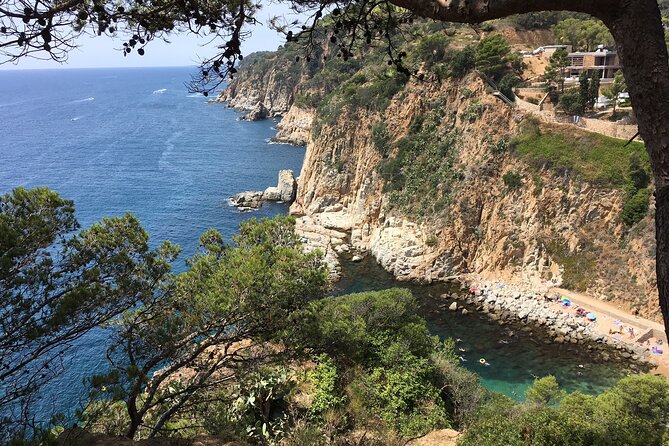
[230,170,297,211]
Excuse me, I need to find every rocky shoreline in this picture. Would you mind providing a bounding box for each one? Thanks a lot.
[215,81,655,374]
[441,281,653,370]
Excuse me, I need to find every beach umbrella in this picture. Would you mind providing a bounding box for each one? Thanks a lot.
[561,297,571,303]
[586,313,596,321]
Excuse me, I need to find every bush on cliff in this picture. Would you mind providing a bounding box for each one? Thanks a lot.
[459,374,669,446]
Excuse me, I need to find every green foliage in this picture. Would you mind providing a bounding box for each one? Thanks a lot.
[307,354,345,419]
[227,368,295,442]
[293,289,465,439]
[544,48,570,93]
[603,70,627,113]
[0,187,179,432]
[409,32,451,68]
[460,374,669,446]
[463,100,485,122]
[558,89,584,115]
[317,68,408,125]
[498,74,520,100]
[512,118,650,188]
[553,18,614,51]
[446,45,476,78]
[89,215,329,438]
[475,35,512,81]
[432,356,485,427]
[525,376,566,406]
[621,152,651,226]
[502,172,522,190]
[508,11,588,30]
[376,109,461,216]
[491,138,509,155]
[364,363,449,437]
[622,188,651,226]
[371,120,391,157]
[298,289,432,363]
[588,69,601,109]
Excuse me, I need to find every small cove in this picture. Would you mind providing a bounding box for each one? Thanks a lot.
[0,66,630,422]
[335,256,629,400]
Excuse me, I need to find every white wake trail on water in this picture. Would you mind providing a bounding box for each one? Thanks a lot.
[159,130,183,171]
[71,97,95,103]
[153,88,167,94]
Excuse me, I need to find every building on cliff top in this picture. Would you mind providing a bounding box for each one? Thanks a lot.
[566,45,621,81]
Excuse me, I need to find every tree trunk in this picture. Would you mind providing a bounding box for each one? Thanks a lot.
[388,0,669,340]
[604,0,669,341]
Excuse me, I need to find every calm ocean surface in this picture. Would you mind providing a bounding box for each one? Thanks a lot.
[0,66,626,422]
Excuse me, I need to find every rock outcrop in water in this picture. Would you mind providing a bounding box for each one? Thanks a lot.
[231,170,298,211]
[217,30,659,321]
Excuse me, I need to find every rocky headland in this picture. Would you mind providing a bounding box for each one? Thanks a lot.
[214,27,661,368]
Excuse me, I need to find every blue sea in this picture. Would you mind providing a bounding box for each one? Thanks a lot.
[0,66,627,423]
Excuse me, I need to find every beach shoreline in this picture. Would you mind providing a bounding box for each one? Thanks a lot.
[442,276,664,376]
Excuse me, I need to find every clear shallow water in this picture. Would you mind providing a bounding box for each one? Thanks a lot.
[0,67,626,422]
[335,258,628,400]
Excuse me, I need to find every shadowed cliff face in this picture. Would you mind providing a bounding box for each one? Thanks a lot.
[218,41,659,320]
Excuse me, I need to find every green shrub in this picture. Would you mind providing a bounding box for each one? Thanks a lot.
[460,374,669,446]
[621,188,650,226]
[502,172,522,190]
[512,119,650,188]
[463,101,485,122]
[425,235,439,247]
[371,120,391,157]
[446,45,476,78]
[491,138,508,155]
[307,354,345,419]
[498,74,521,100]
[557,89,584,115]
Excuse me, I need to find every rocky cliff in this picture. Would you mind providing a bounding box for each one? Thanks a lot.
[218,30,659,319]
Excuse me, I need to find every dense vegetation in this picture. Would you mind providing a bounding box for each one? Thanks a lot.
[512,119,652,226]
[5,188,669,445]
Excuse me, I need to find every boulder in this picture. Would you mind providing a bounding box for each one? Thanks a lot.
[242,102,269,121]
[262,186,281,201]
[277,169,297,202]
[448,302,458,311]
[230,191,263,209]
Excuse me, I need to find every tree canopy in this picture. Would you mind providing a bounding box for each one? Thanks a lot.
[0,187,177,435]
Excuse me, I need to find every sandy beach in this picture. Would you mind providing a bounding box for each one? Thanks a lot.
[548,287,669,378]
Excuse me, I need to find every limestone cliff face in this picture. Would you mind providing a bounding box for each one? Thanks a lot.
[222,53,659,320]
[273,105,314,145]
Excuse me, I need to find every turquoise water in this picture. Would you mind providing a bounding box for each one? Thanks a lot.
[335,258,628,399]
[0,67,626,422]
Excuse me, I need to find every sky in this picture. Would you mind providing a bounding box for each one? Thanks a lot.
[0,3,301,70]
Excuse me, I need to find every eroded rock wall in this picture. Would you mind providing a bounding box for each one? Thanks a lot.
[220,53,659,320]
